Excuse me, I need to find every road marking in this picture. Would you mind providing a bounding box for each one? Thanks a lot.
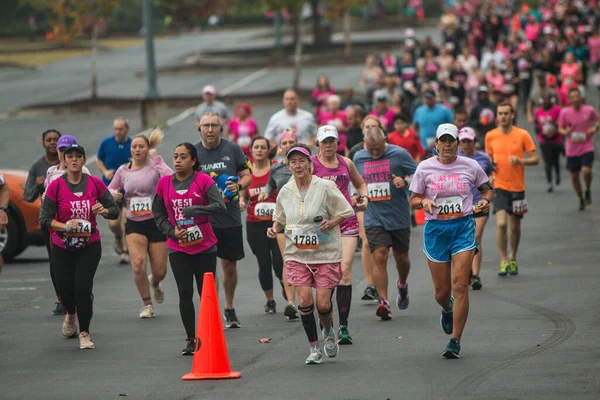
[0,278,51,283]
[0,287,37,291]
[85,67,269,167]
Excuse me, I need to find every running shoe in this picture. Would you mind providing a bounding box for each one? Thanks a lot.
[182,338,195,356]
[579,197,586,211]
[79,332,95,349]
[508,260,519,276]
[338,325,353,345]
[305,347,323,365]
[52,302,63,316]
[324,329,339,358]
[113,236,124,255]
[139,304,155,319]
[361,285,377,301]
[442,338,460,359]
[119,252,130,265]
[264,300,276,314]
[471,275,482,290]
[585,189,592,205]
[224,308,241,328]
[284,303,299,320]
[376,300,392,320]
[396,282,409,310]
[148,275,165,304]
[62,314,77,338]
[498,262,509,276]
[547,183,553,193]
[556,175,561,186]
[440,297,454,335]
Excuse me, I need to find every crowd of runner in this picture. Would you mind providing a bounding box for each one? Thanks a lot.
[16,0,598,362]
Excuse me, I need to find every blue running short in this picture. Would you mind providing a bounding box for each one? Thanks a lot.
[423,216,477,263]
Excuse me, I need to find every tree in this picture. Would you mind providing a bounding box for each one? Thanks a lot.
[325,0,368,57]
[155,0,231,28]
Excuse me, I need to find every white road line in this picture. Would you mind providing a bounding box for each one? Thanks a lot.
[0,278,51,283]
[0,287,37,291]
[85,67,269,167]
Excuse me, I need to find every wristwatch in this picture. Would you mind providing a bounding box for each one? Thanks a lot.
[483,198,491,204]
[237,183,243,192]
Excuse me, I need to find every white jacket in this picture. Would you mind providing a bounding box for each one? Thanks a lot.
[274,175,354,264]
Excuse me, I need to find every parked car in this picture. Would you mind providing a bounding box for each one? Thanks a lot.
[0,169,44,261]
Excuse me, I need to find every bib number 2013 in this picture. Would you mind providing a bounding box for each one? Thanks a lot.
[436,196,463,220]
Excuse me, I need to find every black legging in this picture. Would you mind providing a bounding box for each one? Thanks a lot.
[246,220,283,292]
[42,228,60,299]
[540,142,563,184]
[169,251,217,339]
[51,241,101,333]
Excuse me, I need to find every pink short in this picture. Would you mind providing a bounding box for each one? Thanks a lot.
[285,260,342,289]
[340,216,359,237]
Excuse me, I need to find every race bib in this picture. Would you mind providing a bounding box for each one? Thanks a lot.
[436,196,463,220]
[571,132,587,143]
[130,196,152,216]
[368,182,391,202]
[519,71,530,79]
[179,225,203,247]
[291,227,319,250]
[504,84,515,93]
[237,135,252,148]
[512,199,528,215]
[254,202,275,220]
[66,220,92,237]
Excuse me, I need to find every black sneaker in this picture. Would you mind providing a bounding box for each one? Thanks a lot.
[361,285,376,301]
[471,275,482,290]
[264,300,276,314]
[283,303,299,320]
[579,197,586,211]
[182,338,195,356]
[224,308,241,328]
[585,189,592,205]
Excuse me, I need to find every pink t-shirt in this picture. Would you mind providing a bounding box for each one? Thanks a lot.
[369,109,396,131]
[534,105,562,144]
[311,88,336,116]
[155,172,218,255]
[486,73,505,92]
[409,156,489,221]
[45,175,107,249]
[588,36,600,64]
[557,105,598,157]
[560,63,579,83]
[228,118,259,157]
[525,24,540,41]
[318,110,348,152]
[108,156,173,221]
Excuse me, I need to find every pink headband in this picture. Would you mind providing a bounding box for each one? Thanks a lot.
[280,131,298,145]
[286,146,310,159]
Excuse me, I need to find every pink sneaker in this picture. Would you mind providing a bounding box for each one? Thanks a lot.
[62,314,77,338]
[79,332,95,349]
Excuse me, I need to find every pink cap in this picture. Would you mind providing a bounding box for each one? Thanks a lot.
[202,85,216,95]
[279,129,298,145]
[426,63,438,72]
[458,127,477,141]
[286,146,311,159]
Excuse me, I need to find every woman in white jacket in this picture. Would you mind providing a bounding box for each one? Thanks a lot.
[267,143,354,365]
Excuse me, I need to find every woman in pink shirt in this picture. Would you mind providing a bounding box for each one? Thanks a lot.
[109,129,173,319]
[318,95,348,155]
[227,103,259,162]
[485,64,505,93]
[560,53,582,87]
[534,94,563,192]
[311,74,336,117]
[39,144,121,350]
[153,143,226,356]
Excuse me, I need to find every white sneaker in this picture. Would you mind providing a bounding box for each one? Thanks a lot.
[119,253,130,265]
[148,275,165,304]
[139,304,155,319]
[324,329,339,358]
[305,346,323,364]
[62,314,77,338]
[79,331,95,349]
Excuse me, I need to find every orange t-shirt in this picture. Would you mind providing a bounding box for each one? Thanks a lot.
[485,126,536,192]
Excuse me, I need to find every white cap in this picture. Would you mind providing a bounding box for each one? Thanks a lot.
[436,123,458,140]
[317,125,339,142]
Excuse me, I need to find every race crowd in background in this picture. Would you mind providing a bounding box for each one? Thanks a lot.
[11,0,599,363]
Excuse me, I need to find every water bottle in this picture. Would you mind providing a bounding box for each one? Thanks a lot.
[313,216,329,244]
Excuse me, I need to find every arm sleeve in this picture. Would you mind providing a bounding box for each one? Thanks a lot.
[150,156,174,177]
[265,169,276,195]
[23,163,41,203]
[107,166,124,192]
[182,184,226,217]
[152,193,176,240]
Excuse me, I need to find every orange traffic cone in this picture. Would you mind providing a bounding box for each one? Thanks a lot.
[415,208,426,225]
[182,272,241,380]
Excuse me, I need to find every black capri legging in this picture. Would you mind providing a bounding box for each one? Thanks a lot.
[169,250,217,339]
[51,241,102,333]
[246,220,283,292]
[540,141,563,184]
[42,228,60,298]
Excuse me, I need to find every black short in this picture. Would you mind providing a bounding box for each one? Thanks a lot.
[125,218,166,243]
[566,152,594,173]
[213,226,245,262]
[365,226,410,253]
[473,210,490,219]
[493,189,525,219]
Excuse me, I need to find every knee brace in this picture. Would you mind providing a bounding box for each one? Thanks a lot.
[298,303,314,313]
[318,305,333,316]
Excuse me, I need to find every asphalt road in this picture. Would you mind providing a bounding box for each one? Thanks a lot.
[1,26,599,400]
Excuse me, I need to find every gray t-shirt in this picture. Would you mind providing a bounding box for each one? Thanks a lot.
[265,162,292,195]
[264,108,316,145]
[353,144,417,230]
[195,101,229,121]
[24,156,58,202]
[194,139,248,229]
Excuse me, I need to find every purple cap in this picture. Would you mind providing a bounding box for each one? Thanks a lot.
[57,135,77,149]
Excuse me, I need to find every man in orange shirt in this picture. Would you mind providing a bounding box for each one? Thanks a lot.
[485,103,538,276]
